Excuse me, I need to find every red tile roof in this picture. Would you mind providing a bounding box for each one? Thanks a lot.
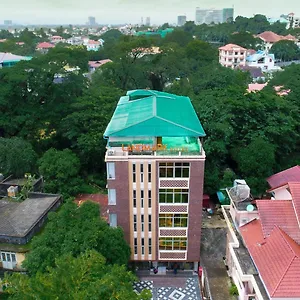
[289,182,300,228]
[241,225,300,298]
[88,59,112,68]
[74,193,108,221]
[267,165,300,188]
[219,43,247,51]
[240,219,264,245]
[36,42,55,49]
[256,200,300,243]
[257,31,297,43]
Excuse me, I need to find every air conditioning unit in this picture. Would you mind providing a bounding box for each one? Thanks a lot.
[107,150,115,156]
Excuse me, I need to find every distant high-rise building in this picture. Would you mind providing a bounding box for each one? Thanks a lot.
[195,8,223,25]
[145,17,151,26]
[223,8,234,23]
[177,15,187,26]
[195,8,234,24]
[88,16,96,27]
[4,20,12,26]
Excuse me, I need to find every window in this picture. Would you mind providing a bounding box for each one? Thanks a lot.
[140,164,144,183]
[108,189,116,205]
[149,215,152,232]
[159,162,189,178]
[133,190,136,208]
[134,238,138,255]
[159,214,188,227]
[107,162,115,179]
[109,214,117,227]
[141,190,144,208]
[141,238,145,255]
[1,253,6,261]
[148,163,151,182]
[159,189,189,203]
[148,190,151,208]
[159,237,187,250]
[133,215,137,231]
[141,215,144,232]
[133,163,136,182]
[149,238,152,255]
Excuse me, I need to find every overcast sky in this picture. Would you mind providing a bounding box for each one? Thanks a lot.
[1,0,299,25]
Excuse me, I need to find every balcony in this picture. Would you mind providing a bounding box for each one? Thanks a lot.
[105,136,204,159]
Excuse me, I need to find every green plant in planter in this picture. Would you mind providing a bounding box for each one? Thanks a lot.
[229,284,239,295]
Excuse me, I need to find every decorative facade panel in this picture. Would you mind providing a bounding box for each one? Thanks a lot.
[159,228,187,237]
[159,205,188,213]
[159,251,187,260]
[159,179,189,188]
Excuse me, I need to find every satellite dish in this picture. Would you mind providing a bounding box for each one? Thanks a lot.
[246,204,254,212]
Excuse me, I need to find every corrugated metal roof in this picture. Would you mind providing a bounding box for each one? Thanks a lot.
[104,90,206,137]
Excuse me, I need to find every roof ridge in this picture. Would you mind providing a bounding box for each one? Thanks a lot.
[278,227,300,256]
[271,256,297,296]
[156,116,203,135]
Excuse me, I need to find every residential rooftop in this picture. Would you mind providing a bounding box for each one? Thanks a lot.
[0,193,61,241]
[104,90,206,138]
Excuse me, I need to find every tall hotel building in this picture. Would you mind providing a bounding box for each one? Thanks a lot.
[104,90,206,271]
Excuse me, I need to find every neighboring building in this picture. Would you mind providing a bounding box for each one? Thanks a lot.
[195,8,223,24]
[255,31,297,51]
[247,83,267,93]
[218,44,247,69]
[145,17,151,26]
[287,12,300,29]
[222,167,300,299]
[104,89,206,272]
[86,40,101,51]
[36,42,55,54]
[0,192,62,270]
[195,8,234,24]
[135,28,174,38]
[238,65,265,82]
[88,16,96,27]
[246,50,275,71]
[50,35,64,44]
[177,15,187,26]
[131,46,161,58]
[223,8,234,23]
[88,59,112,73]
[66,36,83,46]
[0,52,32,68]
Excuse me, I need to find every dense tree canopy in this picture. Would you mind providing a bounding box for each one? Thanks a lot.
[23,201,131,275]
[270,40,300,61]
[0,137,37,177]
[5,250,151,300]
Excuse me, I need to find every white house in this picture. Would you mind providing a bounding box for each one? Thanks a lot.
[246,50,275,71]
[218,44,247,69]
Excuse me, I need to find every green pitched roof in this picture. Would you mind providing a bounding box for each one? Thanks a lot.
[104,90,206,138]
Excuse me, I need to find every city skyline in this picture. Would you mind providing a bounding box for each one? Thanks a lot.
[1,0,300,25]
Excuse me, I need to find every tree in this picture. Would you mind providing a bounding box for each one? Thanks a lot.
[228,32,261,49]
[61,86,122,175]
[232,138,276,195]
[5,250,151,300]
[0,137,37,177]
[23,201,131,275]
[164,29,193,47]
[38,148,83,196]
[270,40,300,61]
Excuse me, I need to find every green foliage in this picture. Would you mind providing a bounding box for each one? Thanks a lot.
[0,137,37,177]
[5,250,151,300]
[270,40,300,61]
[228,32,261,49]
[22,201,131,275]
[229,283,239,295]
[38,148,83,196]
